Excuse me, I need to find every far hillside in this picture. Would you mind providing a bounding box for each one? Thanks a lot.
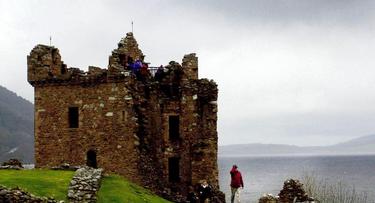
[0,85,34,163]
[219,134,375,157]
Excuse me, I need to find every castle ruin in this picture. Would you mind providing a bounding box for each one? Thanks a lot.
[27,33,223,201]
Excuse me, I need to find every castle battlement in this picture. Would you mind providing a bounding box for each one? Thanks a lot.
[28,32,200,86]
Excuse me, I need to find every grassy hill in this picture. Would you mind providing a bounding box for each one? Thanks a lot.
[0,169,73,201]
[98,175,171,203]
[0,169,170,203]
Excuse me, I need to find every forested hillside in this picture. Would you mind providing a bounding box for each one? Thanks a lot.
[0,85,33,163]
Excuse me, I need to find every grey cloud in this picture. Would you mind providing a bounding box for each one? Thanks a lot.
[1,0,375,146]
[174,0,375,26]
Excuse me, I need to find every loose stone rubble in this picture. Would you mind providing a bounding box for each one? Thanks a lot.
[27,32,225,202]
[0,185,62,203]
[51,163,80,171]
[258,194,278,203]
[209,189,226,203]
[278,179,311,203]
[258,179,316,203]
[0,159,24,170]
[67,167,103,203]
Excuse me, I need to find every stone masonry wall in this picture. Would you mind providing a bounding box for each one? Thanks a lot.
[34,81,142,184]
[28,32,222,202]
[68,167,103,203]
[108,32,144,74]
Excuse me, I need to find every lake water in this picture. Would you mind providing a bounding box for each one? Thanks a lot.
[218,155,375,203]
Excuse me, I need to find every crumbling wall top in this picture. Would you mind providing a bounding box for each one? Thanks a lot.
[27,33,209,88]
[117,32,144,61]
[182,53,198,80]
[108,32,145,73]
[27,44,67,83]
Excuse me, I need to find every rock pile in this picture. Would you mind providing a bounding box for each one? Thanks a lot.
[0,159,23,170]
[50,163,80,171]
[258,194,278,203]
[67,167,103,203]
[209,188,226,203]
[278,179,309,203]
[0,185,61,203]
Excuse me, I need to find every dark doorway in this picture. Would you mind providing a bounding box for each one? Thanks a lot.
[169,115,180,140]
[168,157,180,182]
[68,107,79,128]
[87,150,97,168]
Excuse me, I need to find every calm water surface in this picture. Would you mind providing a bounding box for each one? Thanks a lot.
[218,155,375,203]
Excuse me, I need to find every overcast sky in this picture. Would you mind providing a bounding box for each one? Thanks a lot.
[1,0,375,146]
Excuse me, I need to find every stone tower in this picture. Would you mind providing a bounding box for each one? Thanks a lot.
[27,33,224,202]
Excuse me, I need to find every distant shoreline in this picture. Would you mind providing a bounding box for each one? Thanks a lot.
[219,153,375,158]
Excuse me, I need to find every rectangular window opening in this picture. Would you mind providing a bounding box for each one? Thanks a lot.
[68,107,79,128]
[169,115,180,140]
[122,111,125,122]
[168,157,180,182]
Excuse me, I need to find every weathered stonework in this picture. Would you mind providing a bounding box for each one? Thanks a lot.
[0,186,62,203]
[68,167,103,203]
[28,33,223,202]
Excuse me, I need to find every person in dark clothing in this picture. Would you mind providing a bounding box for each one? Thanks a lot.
[198,180,212,203]
[135,60,142,69]
[131,59,142,79]
[140,63,150,81]
[126,57,134,70]
[186,186,198,203]
[154,65,164,81]
[230,165,244,203]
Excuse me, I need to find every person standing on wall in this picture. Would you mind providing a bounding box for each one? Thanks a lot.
[230,165,244,203]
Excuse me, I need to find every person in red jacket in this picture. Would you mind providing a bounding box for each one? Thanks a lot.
[230,165,244,203]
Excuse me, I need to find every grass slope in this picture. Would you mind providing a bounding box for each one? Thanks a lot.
[0,170,171,203]
[0,169,74,201]
[98,175,171,203]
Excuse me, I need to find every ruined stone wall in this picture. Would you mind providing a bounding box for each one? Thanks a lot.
[68,167,103,203]
[34,81,142,184]
[182,53,198,80]
[28,32,222,201]
[27,45,67,82]
[0,186,60,202]
[192,80,219,188]
[181,55,219,189]
[109,32,144,74]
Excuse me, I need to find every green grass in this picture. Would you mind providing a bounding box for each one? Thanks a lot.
[98,175,171,203]
[0,169,74,201]
[0,169,171,203]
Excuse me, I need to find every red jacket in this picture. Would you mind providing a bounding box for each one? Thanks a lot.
[230,167,244,188]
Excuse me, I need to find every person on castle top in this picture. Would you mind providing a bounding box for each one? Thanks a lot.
[230,165,244,203]
[126,57,134,70]
[140,63,150,80]
[135,60,142,69]
[198,180,212,203]
[130,59,142,79]
[155,65,164,81]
